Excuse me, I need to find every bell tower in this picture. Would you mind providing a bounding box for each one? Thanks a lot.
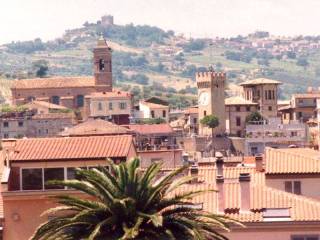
[93,36,112,92]
[197,71,226,136]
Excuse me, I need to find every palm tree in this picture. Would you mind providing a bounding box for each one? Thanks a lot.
[31,158,237,240]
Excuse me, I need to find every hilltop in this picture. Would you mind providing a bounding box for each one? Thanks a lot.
[1,16,320,106]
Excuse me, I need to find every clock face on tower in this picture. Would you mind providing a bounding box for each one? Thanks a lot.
[198,91,209,106]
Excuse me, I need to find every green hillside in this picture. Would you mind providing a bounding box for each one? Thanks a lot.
[1,19,320,106]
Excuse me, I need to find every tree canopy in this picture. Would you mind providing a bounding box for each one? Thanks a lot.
[200,115,220,130]
[245,111,264,123]
[31,158,237,240]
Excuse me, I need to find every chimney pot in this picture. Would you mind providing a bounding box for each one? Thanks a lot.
[216,175,224,213]
[239,172,251,182]
[239,173,251,212]
[255,155,264,172]
[215,155,224,176]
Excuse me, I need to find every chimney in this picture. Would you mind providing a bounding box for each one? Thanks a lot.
[215,152,224,176]
[190,165,199,183]
[255,155,264,172]
[239,173,251,212]
[216,175,224,213]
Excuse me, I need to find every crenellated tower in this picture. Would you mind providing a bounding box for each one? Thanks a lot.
[93,36,112,92]
[196,71,226,136]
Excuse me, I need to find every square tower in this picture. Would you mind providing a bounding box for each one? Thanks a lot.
[197,71,226,136]
[93,37,112,92]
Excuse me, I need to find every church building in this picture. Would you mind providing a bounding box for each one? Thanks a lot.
[11,37,113,111]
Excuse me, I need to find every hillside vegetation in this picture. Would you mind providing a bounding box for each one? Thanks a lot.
[1,17,320,106]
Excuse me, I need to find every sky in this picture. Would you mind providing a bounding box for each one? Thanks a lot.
[1,0,320,44]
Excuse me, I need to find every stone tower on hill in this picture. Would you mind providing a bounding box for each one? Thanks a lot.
[196,71,226,136]
[93,36,113,92]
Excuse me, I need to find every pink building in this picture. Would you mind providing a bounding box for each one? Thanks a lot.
[0,135,136,240]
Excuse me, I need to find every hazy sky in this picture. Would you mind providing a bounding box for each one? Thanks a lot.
[1,0,320,44]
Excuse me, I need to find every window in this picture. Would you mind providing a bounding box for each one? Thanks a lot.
[268,106,272,111]
[237,130,242,137]
[98,102,103,111]
[151,110,155,118]
[3,122,9,128]
[265,90,268,100]
[67,168,77,180]
[3,133,9,139]
[236,117,241,126]
[193,118,197,124]
[119,102,127,110]
[285,181,301,195]
[236,106,241,112]
[272,90,275,99]
[298,112,303,118]
[204,110,207,116]
[291,131,298,137]
[76,95,84,107]
[109,102,113,110]
[291,236,319,240]
[27,96,35,102]
[51,96,60,105]
[22,168,43,190]
[246,106,251,112]
[257,90,260,98]
[18,121,24,127]
[44,168,64,190]
[268,90,272,100]
[99,59,105,71]
[162,110,166,118]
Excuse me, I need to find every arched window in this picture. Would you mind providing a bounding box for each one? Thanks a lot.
[76,95,84,107]
[99,59,105,71]
[51,96,60,105]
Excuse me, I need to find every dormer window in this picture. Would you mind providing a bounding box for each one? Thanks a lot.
[99,59,105,71]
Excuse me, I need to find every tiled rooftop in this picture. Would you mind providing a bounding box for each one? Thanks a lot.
[177,165,320,222]
[265,147,320,174]
[86,90,131,99]
[59,119,131,137]
[24,100,68,110]
[139,101,169,109]
[239,78,282,86]
[31,112,74,119]
[127,123,174,135]
[9,135,134,161]
[12,76,96,89]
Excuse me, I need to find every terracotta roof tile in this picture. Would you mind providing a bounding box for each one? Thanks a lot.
[32,112,74,119]
[265,147,320,174]
[24,101,68,110]
[171,165,320,222]
[139,101,169,109]
[293,93,320,99]
[10,135,134,161]
[127,124,173,135]
[60,119,131,137]
[239,78,282,86]
[184,107,198,114]
[86,90,132,99]
[12,76,95,89]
